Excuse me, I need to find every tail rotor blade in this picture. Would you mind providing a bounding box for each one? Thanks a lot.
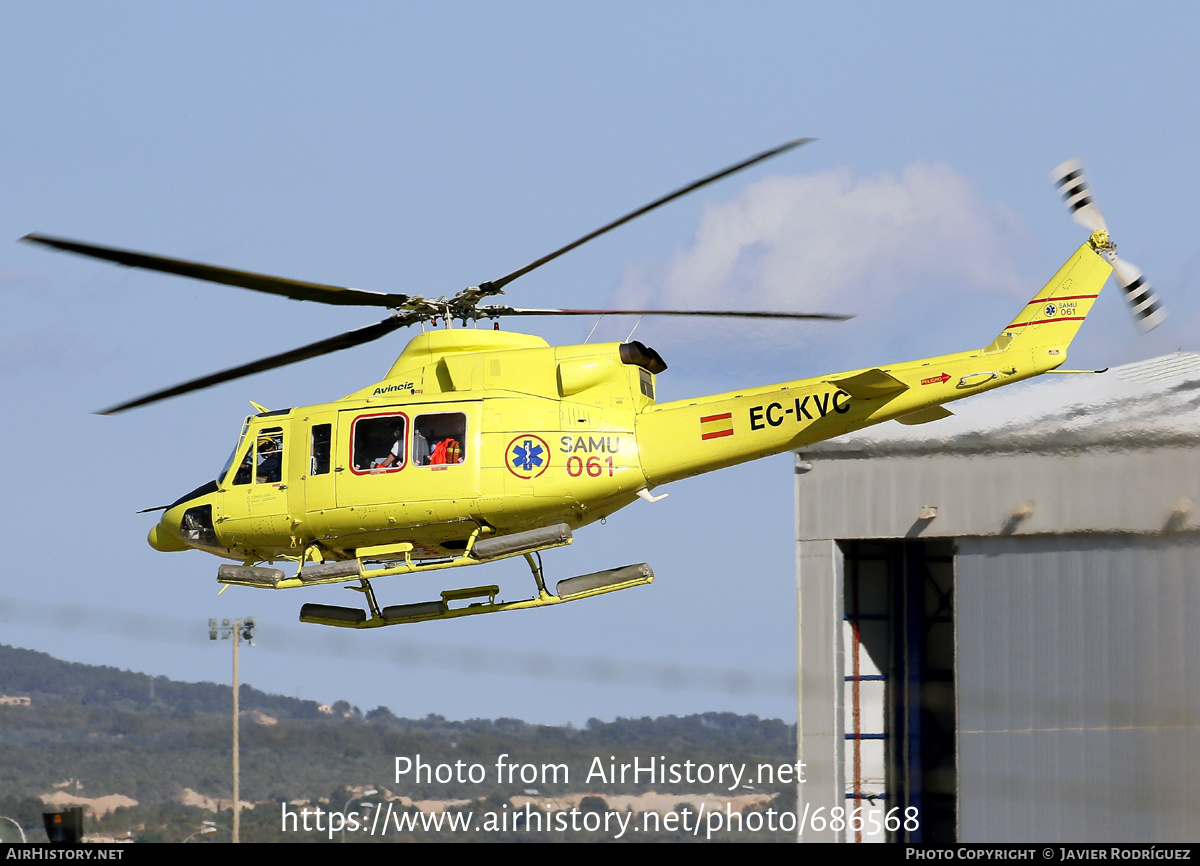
[1051,158,1108,233]
[1051,157,1166,333]
[1108,254,1167,333]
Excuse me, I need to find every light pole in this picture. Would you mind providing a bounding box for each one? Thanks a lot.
[209,617,256,843]
[341,790,378,843]
[183,826,217,843]
[0,816,26,843]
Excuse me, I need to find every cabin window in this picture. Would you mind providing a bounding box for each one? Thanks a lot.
[351,414,407,474]
[414,412,467,466]
[233,427,285,485]
[310,424,331,476]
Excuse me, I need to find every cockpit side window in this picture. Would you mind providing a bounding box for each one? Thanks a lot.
[414,412,467,466]
[255,429,284,484]
[250,427,283,482]
[233,427,285,485]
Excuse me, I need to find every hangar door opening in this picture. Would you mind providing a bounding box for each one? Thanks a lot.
[840,539,956,843]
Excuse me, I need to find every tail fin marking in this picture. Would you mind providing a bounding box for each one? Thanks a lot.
[988,241,1112,352]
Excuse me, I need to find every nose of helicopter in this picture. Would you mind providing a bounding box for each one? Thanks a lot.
[148,513,188,552]
[147,480,221,552]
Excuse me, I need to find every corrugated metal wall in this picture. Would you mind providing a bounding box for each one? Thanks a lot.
[956,534,1200,842]
[795,443,1200,842]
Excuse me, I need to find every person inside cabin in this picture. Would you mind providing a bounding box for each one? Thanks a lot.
[255,433,284,484]
[375,424,405,469]
[233,447,253,485]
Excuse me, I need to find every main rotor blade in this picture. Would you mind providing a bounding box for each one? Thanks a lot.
[483,306,850,321]
[98,316,411,414]
[481,138,815,294]
[22,234,408,308]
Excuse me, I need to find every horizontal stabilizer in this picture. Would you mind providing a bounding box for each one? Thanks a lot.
[895,405,955,426]
[830,368,909,399]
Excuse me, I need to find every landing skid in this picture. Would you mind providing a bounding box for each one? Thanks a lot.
[216,523,575,589]
[299,560,654,629]
[213,521,654,628]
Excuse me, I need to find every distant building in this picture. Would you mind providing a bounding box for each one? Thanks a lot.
[0,695,31,707]
[794,353,1200,843]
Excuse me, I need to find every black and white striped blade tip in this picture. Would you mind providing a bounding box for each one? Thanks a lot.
[1110,255,1167,333]
[1051,158,1108,234]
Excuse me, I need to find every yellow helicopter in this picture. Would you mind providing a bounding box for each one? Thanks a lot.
[22,146,1162,629]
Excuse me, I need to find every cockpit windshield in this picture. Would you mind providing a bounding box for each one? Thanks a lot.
[218,417,252,484]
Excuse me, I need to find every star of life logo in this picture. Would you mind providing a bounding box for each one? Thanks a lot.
[506,435,551,479]
[1044,303,1057,317]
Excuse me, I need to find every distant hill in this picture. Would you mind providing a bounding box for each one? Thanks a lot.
[0,643,323,718]
[0,644,797,842]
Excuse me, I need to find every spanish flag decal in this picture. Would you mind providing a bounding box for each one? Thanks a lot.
[700,412,734,441]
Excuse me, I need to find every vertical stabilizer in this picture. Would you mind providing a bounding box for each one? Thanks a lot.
[984,238,1112,355]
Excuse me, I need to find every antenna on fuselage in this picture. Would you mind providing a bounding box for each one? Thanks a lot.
[625,316,644,342]
[585,315,604,344]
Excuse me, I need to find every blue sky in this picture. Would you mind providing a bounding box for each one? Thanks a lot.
[2,3,1198,726]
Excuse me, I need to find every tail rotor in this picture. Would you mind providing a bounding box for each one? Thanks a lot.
[1051,158,1166,333]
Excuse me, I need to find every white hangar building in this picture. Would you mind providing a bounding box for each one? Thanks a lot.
[793,352,1200,844]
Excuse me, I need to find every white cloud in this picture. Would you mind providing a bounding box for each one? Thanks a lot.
[615,162,1030,315]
